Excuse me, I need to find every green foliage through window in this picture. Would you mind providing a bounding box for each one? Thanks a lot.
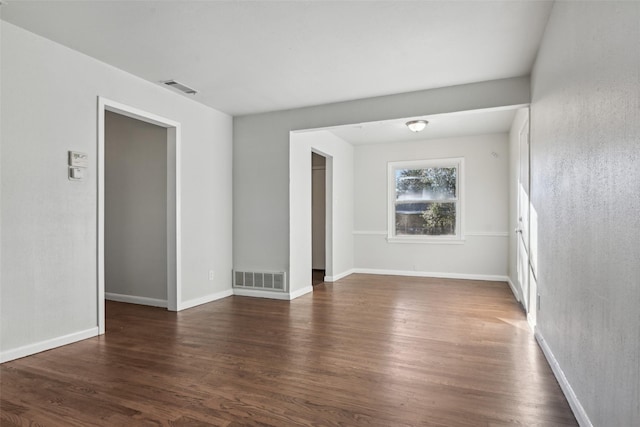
[396,168,456,199]
[394,166,457,236]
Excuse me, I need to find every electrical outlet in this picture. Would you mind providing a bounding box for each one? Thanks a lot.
[537,293,541,310]
[208,270,215,281]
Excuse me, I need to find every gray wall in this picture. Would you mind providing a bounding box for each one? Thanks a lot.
[234,77,530,280]
[105,111,167,302]
[531,2,640,425]
[1,22,233,359]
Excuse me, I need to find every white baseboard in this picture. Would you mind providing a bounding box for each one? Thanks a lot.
[324,269,355,282]
[352,268,509,282]
[105,292,167,308]
[233,288,291,300]
[233,285,313,301]
[535,332,593,427]
[289,285,313,300]
[179,289,234,311]
[507,277,522,302]
[1,327,99,364]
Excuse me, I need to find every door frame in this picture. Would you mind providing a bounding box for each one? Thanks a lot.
[288,133,335,297]
[311,153,327,272]
[97,97,182,334]
[311,149,334,282]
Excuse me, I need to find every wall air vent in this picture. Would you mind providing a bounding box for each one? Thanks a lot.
[161,79,198,95]
[233,271,287,293]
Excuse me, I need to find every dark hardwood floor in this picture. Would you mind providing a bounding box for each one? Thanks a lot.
[0,275,577,426]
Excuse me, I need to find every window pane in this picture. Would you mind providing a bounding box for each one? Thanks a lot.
[395,167,456,201]
[395,201,456,236]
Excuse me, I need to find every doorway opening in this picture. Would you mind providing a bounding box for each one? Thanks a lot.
[97,97,181,334]
[311,152,327,286]
[105,111,167,306]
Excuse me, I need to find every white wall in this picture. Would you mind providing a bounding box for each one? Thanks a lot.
[530,2,640,426]
[508,108,529,301]
[234,77,530,284]
[105,111,167,303]
[289,130,354,294]
[0,23,233,361]
[353,134,509,279]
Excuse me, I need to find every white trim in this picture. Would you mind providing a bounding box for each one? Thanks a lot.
[289,285,314,300]
[352,230,387,235]
[535,332,593,427]
[178,289,234,311]
[507,277,521,303]
[324,269,355,282]
[97,99,106,334]
[353,230,508,237]
[232,286,314,301]
[98,97,182,334]
[234,289,291,300]
[386,237,466,245]
[353,268,509,282]
[167,125,182,312]
[387,157,465,242]
[233,288,291,301]
[105,293,167,308]
[0,328,99,364]
[465,231,510,237]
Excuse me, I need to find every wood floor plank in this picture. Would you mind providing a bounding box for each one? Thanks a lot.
[1,275,577,426]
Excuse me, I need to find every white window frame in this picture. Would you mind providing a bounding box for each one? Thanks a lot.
[387,157,465,243]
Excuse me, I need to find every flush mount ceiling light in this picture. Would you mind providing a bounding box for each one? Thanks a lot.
[406,120,428,132]
[162,79,198,95]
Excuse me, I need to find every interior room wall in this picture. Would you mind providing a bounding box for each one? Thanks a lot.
[234,77,530,286]
[507,108,529,302]
[289,130,354,294]
[0,22,233,361]
[530,2,640,425]
[353,134,509,279]
[105,111,167,304]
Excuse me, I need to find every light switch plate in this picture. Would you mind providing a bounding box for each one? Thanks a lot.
[68,151,88,168]
[69,167,84,181]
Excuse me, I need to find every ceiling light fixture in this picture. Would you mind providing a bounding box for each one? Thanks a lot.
[406,120,428,132]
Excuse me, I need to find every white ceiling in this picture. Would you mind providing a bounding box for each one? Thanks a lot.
[325,107,518,145]
[2,1,552,116]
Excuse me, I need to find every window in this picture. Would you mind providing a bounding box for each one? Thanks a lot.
[388,158,464,242]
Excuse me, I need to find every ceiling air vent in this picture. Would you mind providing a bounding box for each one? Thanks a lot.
[162,79,197,95]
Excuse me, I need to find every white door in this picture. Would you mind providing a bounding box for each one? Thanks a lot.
[516,116,533,318]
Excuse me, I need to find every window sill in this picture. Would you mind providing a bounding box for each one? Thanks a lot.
[386,236,466,245]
